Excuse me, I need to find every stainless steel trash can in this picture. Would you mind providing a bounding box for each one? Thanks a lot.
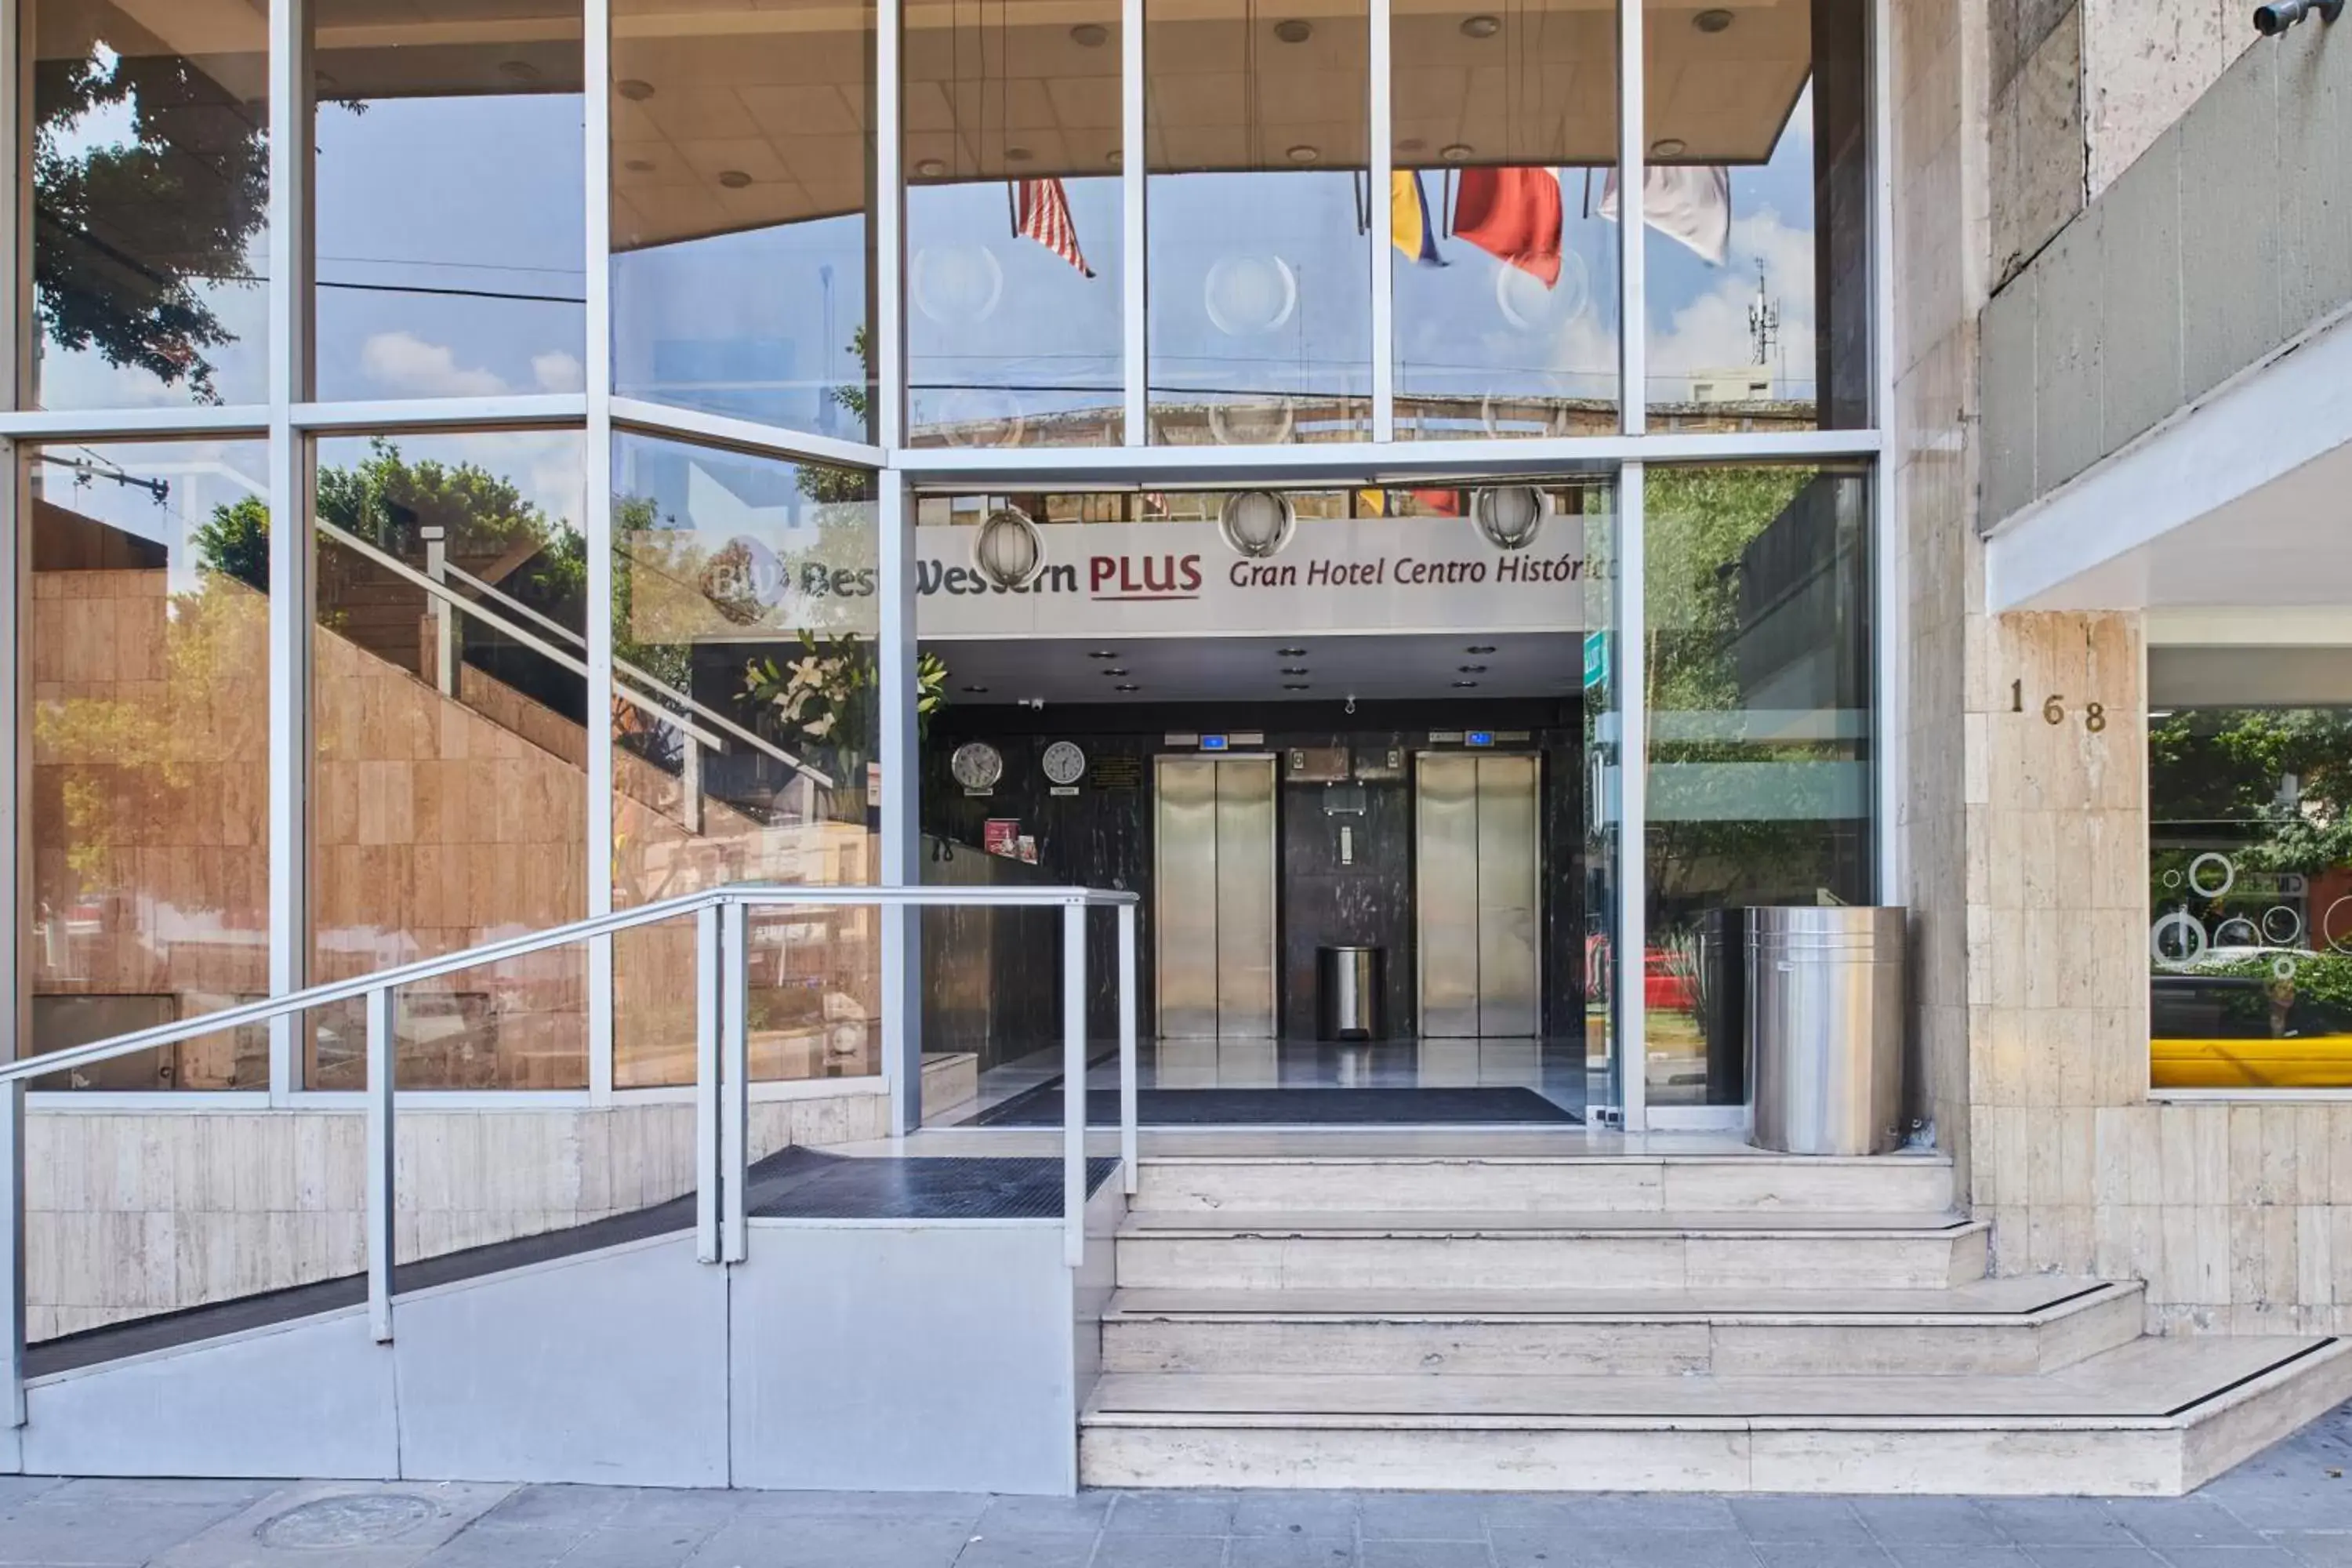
[1316,945,1385,1041]
[1745,906,1906,1155]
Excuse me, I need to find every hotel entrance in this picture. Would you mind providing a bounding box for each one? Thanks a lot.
[912,481,1606,1127]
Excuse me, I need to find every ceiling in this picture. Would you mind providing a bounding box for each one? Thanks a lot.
[924,629,1583,705]
[86,0,1810,252]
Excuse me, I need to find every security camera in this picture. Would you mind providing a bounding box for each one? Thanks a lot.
[2256,0,2342,35]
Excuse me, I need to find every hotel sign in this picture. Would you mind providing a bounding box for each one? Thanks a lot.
[915,517,1592,639]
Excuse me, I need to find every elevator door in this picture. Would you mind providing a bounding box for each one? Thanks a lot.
[1415,753,1541,1038]
[1155,756,1279,1039]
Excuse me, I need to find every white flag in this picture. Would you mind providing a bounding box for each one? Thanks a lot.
[1599,165,1732,267]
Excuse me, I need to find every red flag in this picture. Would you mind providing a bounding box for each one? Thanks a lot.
[1015,179,1094,278]
[1453,167,1563,288]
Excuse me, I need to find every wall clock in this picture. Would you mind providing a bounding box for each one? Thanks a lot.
[950,741,1004,791]
[1041,741,1087,786]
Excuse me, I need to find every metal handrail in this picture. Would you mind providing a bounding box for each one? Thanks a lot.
[441,560,829,786]
[0,881,1143,1429]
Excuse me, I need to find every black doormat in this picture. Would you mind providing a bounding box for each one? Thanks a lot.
[971,1085,1580,1127]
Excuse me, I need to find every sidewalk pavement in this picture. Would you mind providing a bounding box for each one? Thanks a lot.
[6,1400,2352,1568]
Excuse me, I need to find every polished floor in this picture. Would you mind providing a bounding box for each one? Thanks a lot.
[943,1035,1598,1128]
[9,1398,2352,1567]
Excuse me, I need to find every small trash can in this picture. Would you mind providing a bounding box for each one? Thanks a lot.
[1746,906,1906,1155]
[1316,945,1385,1041]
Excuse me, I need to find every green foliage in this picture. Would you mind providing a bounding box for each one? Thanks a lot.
[2150,708,2352,876]
[190,438,586,603]
[34,38,267,401]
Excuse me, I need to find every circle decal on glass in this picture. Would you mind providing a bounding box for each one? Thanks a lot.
[1207,397,1296,446]
[1204,253,1298,336]
[1042,741,1087,786]
[1494,247,1590,332]
[2162,869,2183,890]
[2325,895,2352,953]
[2214,916,2259,949]
[2275,956,2300,980]
[2187,852,2235,899]
[910,243,1005,325]
[927,388,1026,448]
[2263,904,2305,946]
[2151,910,2207,964]
[950,741,1004,791]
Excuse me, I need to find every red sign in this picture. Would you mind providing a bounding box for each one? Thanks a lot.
[984,819,1021,858]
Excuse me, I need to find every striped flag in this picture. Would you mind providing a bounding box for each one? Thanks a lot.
[1014,179,1094,278]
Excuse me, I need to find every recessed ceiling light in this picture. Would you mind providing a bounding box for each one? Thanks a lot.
[1089,649,1120,659]
[1458,664,1488,673]
[1070,22,1109,45]
[916,158,946,177]
[1440,143,1473,162]
[961,684,990,693]
[1465,644,1497,654]
[1274,17,1313,42]
[499,60,543,82]
[717,169,753,189]
[1102,667,1130,677]
[1280,666,1309,675]
[623,158,656,173]
[1115,683,1141,692]
[1650,136,1687,158]
[1005,146,1034,162]
[1283,683,1311,691]
[1452,680,1479,688]
[615,78,655,101]
[1276,646,1308,657]
[1287,144,1320,165]
[1460,14,1501,37]
[1694,8,1735,32]
[1398,136,1426,154]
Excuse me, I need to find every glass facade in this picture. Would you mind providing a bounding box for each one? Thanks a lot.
[5,0,1883,1127]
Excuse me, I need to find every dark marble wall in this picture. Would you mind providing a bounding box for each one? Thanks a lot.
[919,698,1585,1062]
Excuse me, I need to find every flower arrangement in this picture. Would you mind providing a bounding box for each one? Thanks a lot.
[742,632,947,818]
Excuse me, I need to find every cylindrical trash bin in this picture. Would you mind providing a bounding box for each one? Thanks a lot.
[1316,945,1385,1041]
[1746,906,1906,1155]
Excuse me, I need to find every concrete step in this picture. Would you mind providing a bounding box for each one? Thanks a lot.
[1112,1210,1992,1292]
[1101,1278,2146,1377]
[1131,1151,1955,1217]
[1078,1334,2352,1495]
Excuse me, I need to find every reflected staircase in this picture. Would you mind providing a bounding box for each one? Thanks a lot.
[1081,1144,2352,1494]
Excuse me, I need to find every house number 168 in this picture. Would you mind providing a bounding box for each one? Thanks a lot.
[2013,681,2106,733]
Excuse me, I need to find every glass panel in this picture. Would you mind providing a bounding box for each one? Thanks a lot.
[1146,0,1370,443]
[1642,463,1871,1106]
[308,430,590,1090]
[2148,685,2352,1091]
[609,433,880,1087]
[24,438,270,1088]
[310,1,587,405]
[1642,0,1868,430]
[906,0,1123,448]
[27,0,269,410]
[1391,0,1619,438]
[1583,474,1624,1119]
[612,0,878,437]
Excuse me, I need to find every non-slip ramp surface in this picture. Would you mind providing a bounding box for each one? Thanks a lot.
[974,1086,1581,1127]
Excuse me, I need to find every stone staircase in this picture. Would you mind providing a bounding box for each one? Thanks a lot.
[1080,1144,2352,1495]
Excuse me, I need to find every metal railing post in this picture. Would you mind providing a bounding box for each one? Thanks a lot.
[2,1079,24,1428]
[695,903,722,1264]
[1062,900,1087,1268]
[720,900,749,1264]
[1117,902,1138,1196]
[365,985,396,1343]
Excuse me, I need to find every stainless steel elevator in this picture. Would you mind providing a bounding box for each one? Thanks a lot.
[1154,755,1279,1039]
[1414,753,1541,1038]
